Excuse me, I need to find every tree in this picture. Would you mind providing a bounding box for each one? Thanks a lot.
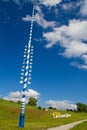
[76,102,87,112]
[48,106,57,110]
[38,106,42,110]
[48,106,53,109]
[28,97,37,106]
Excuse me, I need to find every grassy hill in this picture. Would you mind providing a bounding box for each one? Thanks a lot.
[0,99,87,130]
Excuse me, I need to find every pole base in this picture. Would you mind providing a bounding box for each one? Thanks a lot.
[19,113,25,128]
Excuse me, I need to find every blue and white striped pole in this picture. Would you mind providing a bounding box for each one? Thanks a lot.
[19,4,35,128]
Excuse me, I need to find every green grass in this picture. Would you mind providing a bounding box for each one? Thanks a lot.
[0,99,87,130]
[70,121,87,130]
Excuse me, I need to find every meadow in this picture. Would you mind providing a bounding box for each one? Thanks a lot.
[0,99,87,130]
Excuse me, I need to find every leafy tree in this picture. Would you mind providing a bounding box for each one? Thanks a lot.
[28,97,37,106]
[48,106,57,110]
[38,106,42,110]
[76,102,87,112]
[48,106,53,109]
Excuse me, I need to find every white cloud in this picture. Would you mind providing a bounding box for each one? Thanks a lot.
[67,20,87,40]
[71,61,87,70]
[26,89,40,99]
[3,0,57,28]
[62,1,81,11]
[62,3,74,11]
[80,0,87,16]
[40,0,62,7]
[22,15,31,22]
[44,20,87,48]
[61,40,87,58]
[46,100,77,110]
[35,13,55,28]
[44,19,87,69]
[22,5,56,28]
[71,54,87,69]
[3,89,40,103]
[81,55,87,64]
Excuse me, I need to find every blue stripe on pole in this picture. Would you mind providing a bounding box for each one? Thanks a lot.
[19,4,35,128]
[19,2,34,120]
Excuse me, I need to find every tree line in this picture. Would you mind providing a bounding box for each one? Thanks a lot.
[17,97,87,112]
[76,102,87,112]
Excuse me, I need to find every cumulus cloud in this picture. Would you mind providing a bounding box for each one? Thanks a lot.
[61,40,87,58]
[44,19,87,69]
[3,89,40,103]
[40,0,62,7]
[44,20,87,48]
[46,100,77,110]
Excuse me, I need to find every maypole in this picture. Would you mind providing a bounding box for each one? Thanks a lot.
[18,1,35,128]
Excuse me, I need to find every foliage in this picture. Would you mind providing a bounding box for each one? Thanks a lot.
[48,106,57,110]
[48,106,53,109]
[38,106,42,110]
[76,102,87,112]
[28,97,37,106]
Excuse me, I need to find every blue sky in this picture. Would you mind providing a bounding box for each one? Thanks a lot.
[0,0,87,110]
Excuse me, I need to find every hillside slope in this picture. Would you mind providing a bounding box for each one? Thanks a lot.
[0,99,87,130]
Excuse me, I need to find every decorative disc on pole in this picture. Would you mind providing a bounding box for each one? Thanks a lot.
[18,1,35,128]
